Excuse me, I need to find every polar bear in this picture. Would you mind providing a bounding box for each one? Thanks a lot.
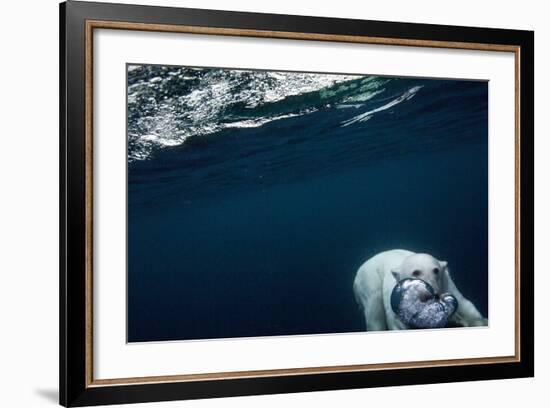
[353,249,487,331]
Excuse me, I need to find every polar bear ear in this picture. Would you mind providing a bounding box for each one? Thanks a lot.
[391,269,401,282]
[440,261,448,270]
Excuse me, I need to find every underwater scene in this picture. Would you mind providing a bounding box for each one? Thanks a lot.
[127,64,488,342]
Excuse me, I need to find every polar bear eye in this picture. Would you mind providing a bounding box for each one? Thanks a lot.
[433,268,440,275]
[412,270,421,277]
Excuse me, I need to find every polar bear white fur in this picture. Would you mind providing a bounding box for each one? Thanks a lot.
[353,249,487,331]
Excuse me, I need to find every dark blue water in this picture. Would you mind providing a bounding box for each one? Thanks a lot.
[127,66,488,342]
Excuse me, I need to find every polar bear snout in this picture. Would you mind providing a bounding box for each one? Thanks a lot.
[424,278,442,296]
[391,253,446,296]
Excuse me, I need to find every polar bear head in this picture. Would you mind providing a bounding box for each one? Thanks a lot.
[391,253,448,295]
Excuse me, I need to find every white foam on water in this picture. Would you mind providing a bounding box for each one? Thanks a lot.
[127,66,387,161]
[340,85,423,127]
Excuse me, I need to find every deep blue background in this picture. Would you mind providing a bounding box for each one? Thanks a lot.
[127,75,488,342]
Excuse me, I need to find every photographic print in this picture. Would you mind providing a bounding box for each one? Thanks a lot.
[60,5,534,404]
[126,64,489,343]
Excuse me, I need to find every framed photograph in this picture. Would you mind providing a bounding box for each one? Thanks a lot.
[60,1,534,406]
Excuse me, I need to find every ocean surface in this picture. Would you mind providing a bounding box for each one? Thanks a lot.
[127,65,488,342]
